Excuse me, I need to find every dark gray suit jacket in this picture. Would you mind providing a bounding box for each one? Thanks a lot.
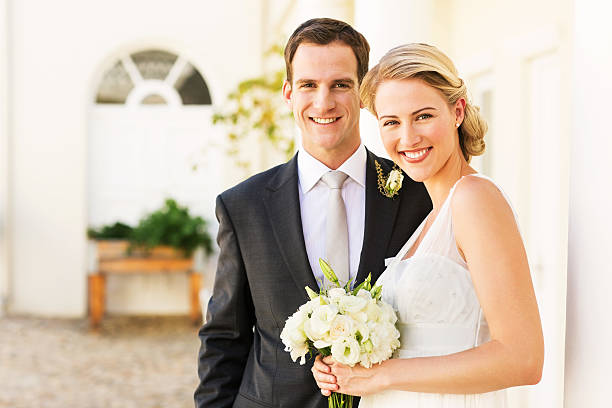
[195,150,431,407]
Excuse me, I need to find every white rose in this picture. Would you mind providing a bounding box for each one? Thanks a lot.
[280,310,309,365]
[299,297,321,314]
[331,337,361,366]
[368,321,400,363]
[365,300,383,322]
[385,169,404,193]
[304,304,337,340]
[313,339,332,349]
[378,301,398,324]
[356,289,372,300]
[280,310,307,344]
[328,288,347,299]
[349,310,368,324]
[289,342,310,365]
[328,315,355,340]
[337,295,367,315]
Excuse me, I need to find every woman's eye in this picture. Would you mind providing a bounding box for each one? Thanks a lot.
[334,83,349,88]
[383,120,399,126]
[416,113,432,120]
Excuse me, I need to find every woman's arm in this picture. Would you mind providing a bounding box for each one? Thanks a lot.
[312,176,544,396]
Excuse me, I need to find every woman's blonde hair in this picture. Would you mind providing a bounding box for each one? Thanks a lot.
[360,43,487,161]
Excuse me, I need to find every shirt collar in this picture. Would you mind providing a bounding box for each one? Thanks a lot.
[297,144,367,194]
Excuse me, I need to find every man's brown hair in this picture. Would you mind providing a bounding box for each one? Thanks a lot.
[284,18,370,84]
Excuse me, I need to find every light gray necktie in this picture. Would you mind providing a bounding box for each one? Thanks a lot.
[320,171,349,286]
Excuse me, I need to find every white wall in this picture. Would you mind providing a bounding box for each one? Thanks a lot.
[0,0,10,316]
[564,1,612,406]
[8,0,264,317]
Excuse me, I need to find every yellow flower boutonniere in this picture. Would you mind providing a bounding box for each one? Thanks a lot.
[375,160,404,198]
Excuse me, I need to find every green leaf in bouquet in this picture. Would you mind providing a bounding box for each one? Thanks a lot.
[351,273,372,295]
[371,285,383,301]
[363,339,373,353]
[343,278,354,292]
[364,274,372,291]
[351,281,365,295]
[319,258,340,286]
[305,286,319,300]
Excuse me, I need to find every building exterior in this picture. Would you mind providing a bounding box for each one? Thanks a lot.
[0,0,610,405]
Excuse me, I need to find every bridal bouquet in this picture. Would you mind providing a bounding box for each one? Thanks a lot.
[280,259,400,408]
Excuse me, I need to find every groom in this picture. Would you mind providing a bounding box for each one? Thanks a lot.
[195,18,431,408]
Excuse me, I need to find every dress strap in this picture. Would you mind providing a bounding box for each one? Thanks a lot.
[384,218,427,273]
[474,308,483,347]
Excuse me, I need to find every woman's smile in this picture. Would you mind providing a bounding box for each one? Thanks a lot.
[399,147,433,163]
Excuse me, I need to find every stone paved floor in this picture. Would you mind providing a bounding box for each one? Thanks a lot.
[0,316,202,408]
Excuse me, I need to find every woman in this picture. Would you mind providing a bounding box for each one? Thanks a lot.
[311,43,544,406]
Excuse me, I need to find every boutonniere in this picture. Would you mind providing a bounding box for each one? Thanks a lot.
[375,160,404,198]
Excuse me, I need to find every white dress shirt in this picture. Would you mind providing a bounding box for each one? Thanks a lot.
[297,144,366,287]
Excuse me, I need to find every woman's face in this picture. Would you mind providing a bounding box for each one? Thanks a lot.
[375,78,464,182]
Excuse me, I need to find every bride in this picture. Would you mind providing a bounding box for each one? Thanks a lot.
[311,43,544,406]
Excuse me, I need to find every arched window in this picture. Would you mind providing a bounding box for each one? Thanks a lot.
[95,49,211,106]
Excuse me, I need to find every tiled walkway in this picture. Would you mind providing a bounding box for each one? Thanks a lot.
[0,316,201,408]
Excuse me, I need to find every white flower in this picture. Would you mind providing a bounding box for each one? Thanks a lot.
[289,343,310,365]
[378,301,398,324]
[329,315,355,340]
[385,169,404,196]
[299,297,322,314]
[304,304,337,340]
[365,300,383,322]
[281,276,401,370]
[280,310,309,365]
[337,294,368,315]
[331,337,361,366]
[328,288,346,299]
[356,289,372,300]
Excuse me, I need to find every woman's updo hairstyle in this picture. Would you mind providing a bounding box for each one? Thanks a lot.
[360,43,487,162]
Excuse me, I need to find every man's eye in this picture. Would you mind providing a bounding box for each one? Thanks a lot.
[301,83,315,88]
[416,113,432,120]
[383,120,399,126]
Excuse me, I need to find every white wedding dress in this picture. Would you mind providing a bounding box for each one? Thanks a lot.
[359,174,509,407]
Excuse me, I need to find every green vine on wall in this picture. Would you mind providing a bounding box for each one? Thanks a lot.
[211,45,295,170]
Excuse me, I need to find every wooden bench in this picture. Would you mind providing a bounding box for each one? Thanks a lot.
[88,240,202,328]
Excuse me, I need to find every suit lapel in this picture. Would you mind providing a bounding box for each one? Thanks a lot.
[356,151,401,284]
[263,155,319,296]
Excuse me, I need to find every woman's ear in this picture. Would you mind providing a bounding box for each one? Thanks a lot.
[455,98,466,125]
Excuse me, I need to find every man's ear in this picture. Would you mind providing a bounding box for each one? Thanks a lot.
[282,80,292,108]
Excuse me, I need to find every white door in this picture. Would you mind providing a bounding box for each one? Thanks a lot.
[88,49,222,314]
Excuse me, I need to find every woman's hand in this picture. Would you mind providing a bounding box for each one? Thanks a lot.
[312,355,382,397]
[311,355,338,396]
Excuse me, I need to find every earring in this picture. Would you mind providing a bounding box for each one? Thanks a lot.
[455,123,460,128]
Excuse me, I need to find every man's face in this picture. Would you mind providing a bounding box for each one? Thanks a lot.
[283,41,362,164]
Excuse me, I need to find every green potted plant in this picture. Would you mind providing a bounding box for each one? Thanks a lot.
[87,198,214,258]
[209,44,295,174]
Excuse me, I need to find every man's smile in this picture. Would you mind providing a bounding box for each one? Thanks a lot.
[310,117,340,124]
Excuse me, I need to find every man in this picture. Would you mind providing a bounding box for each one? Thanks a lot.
[195,18,431,408]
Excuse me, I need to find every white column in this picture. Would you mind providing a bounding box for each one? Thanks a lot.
[353,0,447,158]
[0,0,10,316]
[354,0,445,64]
[293,0,354,26]
[564,1,612,406]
